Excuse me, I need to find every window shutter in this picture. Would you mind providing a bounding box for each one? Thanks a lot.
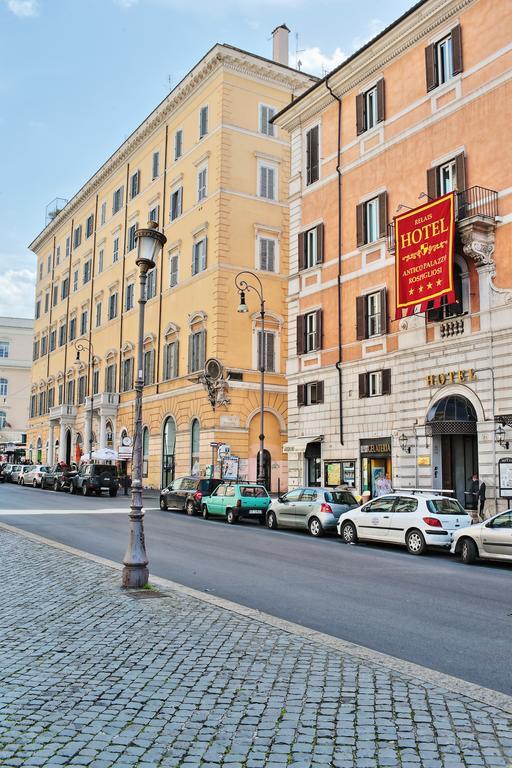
[359,373,368,398]
[381,368,392,395]
[425,43,437,92]
[380,288,388,335]
[298,231,305,271]
[316,223,324,264]
[378,192,387,239]
[297,384,305,406]
[376,79,385,123]
[199,329,206,369]
[455,153,466,193]
[296,314,305,355]
[356,203,365,248]
[316,380,324,404]
[310,126,319,183]
[451,25,463,75]
[267,240,275,272]
[188,334,194,373]
[315,309,323,350]
[356,296,366,340]
[173,340,179,378]
[427,167,438,200]
[266,333,275,373]
[202,237,208,271]
[356,92,366,135]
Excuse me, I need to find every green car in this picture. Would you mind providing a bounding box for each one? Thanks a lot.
[202,482,270,525]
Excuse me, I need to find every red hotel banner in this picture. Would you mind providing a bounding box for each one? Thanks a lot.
[394,192,455,319]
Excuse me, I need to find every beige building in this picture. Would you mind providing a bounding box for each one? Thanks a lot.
[0,316,33,460]
[27,32,315,489]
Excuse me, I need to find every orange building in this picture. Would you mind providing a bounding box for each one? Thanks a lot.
[275,0,512,512]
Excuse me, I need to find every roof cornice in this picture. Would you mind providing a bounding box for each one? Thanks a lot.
[30,45,314,253]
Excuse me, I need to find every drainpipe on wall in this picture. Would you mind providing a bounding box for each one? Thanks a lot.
[325,76,343,445]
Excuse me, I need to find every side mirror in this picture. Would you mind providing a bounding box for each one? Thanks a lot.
[277,496,284,503]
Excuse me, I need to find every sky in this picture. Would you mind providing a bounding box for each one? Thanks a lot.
[0,0,413,318]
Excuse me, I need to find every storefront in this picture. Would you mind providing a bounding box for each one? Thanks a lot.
[360,437,392,497]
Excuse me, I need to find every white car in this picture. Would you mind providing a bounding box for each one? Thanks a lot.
[22,464,50,487]
[337,491,472,555]
[451,509,512,564]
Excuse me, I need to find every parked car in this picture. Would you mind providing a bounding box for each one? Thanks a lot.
[451,509,512,564]
[267,487,359,537]
[17,465,34,485]
[22,465,50,488]
[6,464,22,483]
[160,476,222,515]
[202,482,270,524]
[40,464,75,491]
[0,463,14,482]
[70,464,119,497]
[337,491,472,555]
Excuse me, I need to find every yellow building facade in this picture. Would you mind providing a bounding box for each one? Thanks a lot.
[27,42,314,491]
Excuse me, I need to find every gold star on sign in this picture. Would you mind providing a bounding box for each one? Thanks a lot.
[409,288,414,295]
[418,285,424,293]
[436,279,442,286]
[427,282,433,289]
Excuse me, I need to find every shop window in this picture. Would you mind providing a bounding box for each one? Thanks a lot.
[425,26,462,92]
[298,224,324,270]
[296,310,322,355]
[297,381,324,406]
[356,193,387,246]
[356,79,385,135]
[359,369,391,398]
[356,289,387,340]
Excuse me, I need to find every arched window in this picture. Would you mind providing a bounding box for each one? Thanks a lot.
[0,378,7,397]
[162,417,176,488]
[0,411,6,428]
[106,420,113,448]
[142,427,149,478]
[36,436,42,462]
[191,418,200,474]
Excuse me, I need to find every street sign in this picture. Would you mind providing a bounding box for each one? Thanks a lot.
[218,443,231,460]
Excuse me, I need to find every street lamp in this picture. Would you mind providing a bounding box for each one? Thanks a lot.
[74,339,95,461]
[399,433,411,454]
[234,271,267,488]
[122,221,166,589]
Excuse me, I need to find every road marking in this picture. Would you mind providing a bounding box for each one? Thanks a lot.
[0,509,132,515]
[1,519,511,715]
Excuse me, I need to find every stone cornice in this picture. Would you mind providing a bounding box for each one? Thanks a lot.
[275,0,477,132]
[30,45,314,254]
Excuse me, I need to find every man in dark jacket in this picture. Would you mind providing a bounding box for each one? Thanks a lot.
[470,474,486,521]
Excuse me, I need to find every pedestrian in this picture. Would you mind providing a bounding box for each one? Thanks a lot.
[470,474,486,521]
[376,472,393,496]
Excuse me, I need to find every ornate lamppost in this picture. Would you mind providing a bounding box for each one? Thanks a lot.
[74,339,95,460]
[122,221,166,588]
[235,271,267,488]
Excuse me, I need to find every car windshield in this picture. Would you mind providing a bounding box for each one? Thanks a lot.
[92,465,115,475]
[427,498,465,515]
[326,491,357,505]
[240,486,268,498]
[199,479,221,492]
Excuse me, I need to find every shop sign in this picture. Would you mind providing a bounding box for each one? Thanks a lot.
[395,192,455,318]
[417,455,431,466]
[360,438,391,456]
[498,458,512,498]
[426,369,475,386]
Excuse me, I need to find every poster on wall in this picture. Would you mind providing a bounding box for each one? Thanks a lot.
[395,192,455,318]
[222,456,239,481]
[499,458,512,498]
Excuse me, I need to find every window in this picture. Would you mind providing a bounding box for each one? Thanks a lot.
[358,369,391,398]
[105,363,117,393]
[174,129,183,160]
[259,104,276,136]
[33,339,39,360]
[130,170,140,199]
[170,187,182,221]
[143,350,155,385]
[125,283,134,311]
[425,25,462,91]
[190,418,200,472]
[66,379,75,405]
[163,340,179,380]
[356,80,385,135]
[53,285,59,306]
[296,310,322,354]
[394,498,418,514]
[169,253,179,287]
[356,192,387,246]
[61,277,69,300]
[147,268,157,300]
[298,224,324,270]
[128,223,138,251]
[108,292,118,320]
[0,378,7,396]
[122,358,134,391]
[428,154,465,199]
[427,263,464,321]
[112,186,124,214]
[78,376,86,405]
[258,238,276,272]
[69,317,77,341]
[148,205,159,225]
[65,236,71,258]
[73,270,79,292]
[188,329,206,373]
[35,300,41,320]
[41,336,47,356]
[367,291,383,337]
[80,309,88,336]
[113,236,119,263]
[257,331,276,373]
[199,106,208,139]
[83,260,91,284]
[86,214,94,238]
[47,253,51,273]
[297,381,324,406]
[152,151,160,179]
[57,383,63,404]
[58,323,67,347]
[95,301,102,327]
[259,164,276,200]
[100,201,107,226]
[97,249,104,274]
[47,387,55,409]
[197,165,207,201]
[0,410,6,429]
[39,262,43,280]
[305,125,319,186]
[56,246,60,265]
[73,225,82,249]
[92,369,99,395]
[192,238,207,275]
[44,292,49,313]
[0,342,8,358]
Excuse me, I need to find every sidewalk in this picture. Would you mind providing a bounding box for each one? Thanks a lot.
[0,527,511,768]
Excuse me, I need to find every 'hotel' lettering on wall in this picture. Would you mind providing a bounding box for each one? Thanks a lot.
[426,369,476,386]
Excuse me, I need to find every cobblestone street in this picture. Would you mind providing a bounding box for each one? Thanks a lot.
[0,527,511,768]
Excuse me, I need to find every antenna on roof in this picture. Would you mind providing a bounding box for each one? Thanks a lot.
[295,31,304,70]
[167,75,172,91]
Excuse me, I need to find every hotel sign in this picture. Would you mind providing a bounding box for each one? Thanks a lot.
[426,369,476,386]
[395,192,455,318]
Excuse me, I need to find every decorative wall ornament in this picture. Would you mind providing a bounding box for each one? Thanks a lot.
[199,358,231,410]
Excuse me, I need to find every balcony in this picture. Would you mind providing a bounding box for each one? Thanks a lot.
[85,392,120,415]
[49,404,77,420]
[387,186,498,253]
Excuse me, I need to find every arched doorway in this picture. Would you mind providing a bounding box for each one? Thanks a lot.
[36,437,42,463]
[65,430,72,465]
[426,395,478,507]
[256,448,272,490]
[75,433,83,463]
[162,417,176,488]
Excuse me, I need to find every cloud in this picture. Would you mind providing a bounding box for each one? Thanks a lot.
[5,0,39,17]
[297,46,347,76]
[351,17,386,52]
[0,268,36,318]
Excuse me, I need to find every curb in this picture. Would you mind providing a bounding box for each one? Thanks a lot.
[1,519,511,716]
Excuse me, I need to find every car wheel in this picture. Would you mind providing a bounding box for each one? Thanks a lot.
[226,509,237,525]
[340,520,357,544]
[69,482,75,494]
[82,484,89,497]
[109,489,117,498]
[267,511,278,530]
[20,478,24,486]
[33,479,37,488]
[185,500,195,516]
[53,480,59,491]
[202,505,209,519]
[460,537,478,564]
[159,496,168,511]
[406,529,426,555]
[308,517,323,537]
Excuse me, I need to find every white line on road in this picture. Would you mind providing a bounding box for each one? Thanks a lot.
[0,509,132,515]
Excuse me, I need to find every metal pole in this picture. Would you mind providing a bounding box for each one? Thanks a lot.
[122,267,149,588]
[89,358,94,459]
[258,299,266,488]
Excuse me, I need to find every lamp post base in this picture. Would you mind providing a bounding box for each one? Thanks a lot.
[122,564,149,589]
[122,485,149,589]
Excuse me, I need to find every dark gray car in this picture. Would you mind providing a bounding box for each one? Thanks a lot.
[267,487,359,537]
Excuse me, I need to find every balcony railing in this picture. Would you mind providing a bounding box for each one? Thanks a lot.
[49,404,77,419]
[84,392,120,409]
[388,186,498,252]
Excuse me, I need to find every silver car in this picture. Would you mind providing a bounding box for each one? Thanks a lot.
[267,487,359,537]
[17,465,35,485]
[451,509,512,564]
[22,465,50,487]
[9,465,24,483]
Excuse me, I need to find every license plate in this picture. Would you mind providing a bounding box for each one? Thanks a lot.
[249,509,261,514]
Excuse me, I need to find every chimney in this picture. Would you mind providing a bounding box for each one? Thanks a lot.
[272,24,290,66]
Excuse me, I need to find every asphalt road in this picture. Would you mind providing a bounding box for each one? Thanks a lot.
[1,482,510,694]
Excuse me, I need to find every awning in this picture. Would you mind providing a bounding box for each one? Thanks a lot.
[283,435,323,454]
